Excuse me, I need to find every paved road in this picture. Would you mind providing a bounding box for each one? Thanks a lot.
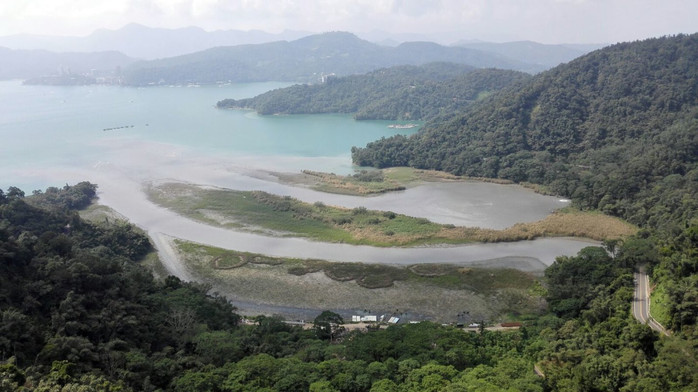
[633,267,670,336]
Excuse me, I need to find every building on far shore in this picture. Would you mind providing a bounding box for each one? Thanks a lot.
[352,315,378,322]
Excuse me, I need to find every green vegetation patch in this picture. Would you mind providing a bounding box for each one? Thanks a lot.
[285,259,324,276]
[302,169,406,195]
[149,182,637,247]
[408,266,537,294]
[176,240,248,269]
[458,268,536,293]
[212,254,247,269]
[148,183,458,246]
[356,274,398,289]
[78,203,128,223]
[323,263,364,281]
[323,263,410,288]
[249,256,285,265]
[650,281,672,327]
[298,167,515,196]
[409,264,456,277]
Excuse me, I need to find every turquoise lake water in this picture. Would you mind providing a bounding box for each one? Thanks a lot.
[0,80,417,191]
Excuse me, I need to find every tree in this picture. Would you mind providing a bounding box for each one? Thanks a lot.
[370,379,399,392]
[310,380,338,392]
[0,359,26,390]
[173,370,224,392]
[401,363,458,392]
[194,331,243,366]
[545,246,618,318]
[313,311,345,341]
[6,187,24,200]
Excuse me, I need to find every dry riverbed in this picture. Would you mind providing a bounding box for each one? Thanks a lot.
[172,237,546,323]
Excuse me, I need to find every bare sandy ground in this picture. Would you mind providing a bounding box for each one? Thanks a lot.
[150,233,196,281]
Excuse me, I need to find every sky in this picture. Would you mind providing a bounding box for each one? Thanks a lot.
[0,0,696,44]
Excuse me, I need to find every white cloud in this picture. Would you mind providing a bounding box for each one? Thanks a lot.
[0,0,695,43]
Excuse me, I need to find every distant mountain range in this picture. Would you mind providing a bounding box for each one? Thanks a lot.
[0,24,605,63]
[120,32,545,85]
[0,23,312,60]
[0,25,606,83]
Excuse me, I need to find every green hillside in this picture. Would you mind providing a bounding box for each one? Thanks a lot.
[217,63,530,121]
[353,34,698,231]
[352,35,698,384]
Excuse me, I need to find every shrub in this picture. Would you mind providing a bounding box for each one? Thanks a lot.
[352,207,368,215]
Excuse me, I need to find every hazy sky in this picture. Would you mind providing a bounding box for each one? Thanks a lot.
[0,0,696,44]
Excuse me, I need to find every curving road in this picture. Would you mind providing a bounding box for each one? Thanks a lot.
[633,267,670,336]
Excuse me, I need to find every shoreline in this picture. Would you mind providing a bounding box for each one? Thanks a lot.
[93,166,597,271]
[80,161,601,322]
[83,156,597,321]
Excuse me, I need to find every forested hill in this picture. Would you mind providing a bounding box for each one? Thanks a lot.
[217,63,531,121]
[121,32,540,85]
[353,34,698,231]
[352,36,698,385]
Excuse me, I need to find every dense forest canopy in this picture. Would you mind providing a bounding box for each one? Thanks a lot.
[352,34,698,232]
[1,183,696,390]
[217,63,531,121]
[347,34,698,390]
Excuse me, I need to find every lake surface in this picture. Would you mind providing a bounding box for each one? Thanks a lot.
[1,80,590,275]
[0,80,412,191]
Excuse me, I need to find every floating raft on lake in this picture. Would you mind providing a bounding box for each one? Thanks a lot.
[103,125,135,131]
